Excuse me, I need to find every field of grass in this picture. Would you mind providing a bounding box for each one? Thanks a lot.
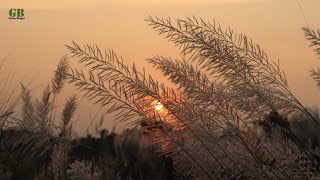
[1,16,320,179]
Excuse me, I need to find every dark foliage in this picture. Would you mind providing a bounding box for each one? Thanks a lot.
[0,128,181,180]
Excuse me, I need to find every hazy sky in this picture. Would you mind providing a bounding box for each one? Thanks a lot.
[1,0,262,8]
[0,0,320,133]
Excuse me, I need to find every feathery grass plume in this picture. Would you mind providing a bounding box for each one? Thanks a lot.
[65,39,320,179]
[303,27,320,88]
[147,56,315,179]
[0,56,88,179]
[49,55,70,130]
[310,68,320,87]
[19,83,60,134]
[303,27,320,58]
[60,95,77,138]
[20,84,36,130]
[48,58,74,180]
[65,17,320,179]
[146,16,318,120]
[146,16,320,167]
[0,57,20,130]
[34,85,51,133]
[66,43,228,178]
[52,55,70,95]
[1,56,77,178]
[50,95,77,180]
[18,56,71,134]
[67,160,103,180]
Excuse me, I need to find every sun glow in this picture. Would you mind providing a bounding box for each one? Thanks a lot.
[152,100,164,112]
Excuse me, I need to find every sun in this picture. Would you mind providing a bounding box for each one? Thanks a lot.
[152,100,164,112]
[155,102,163,111]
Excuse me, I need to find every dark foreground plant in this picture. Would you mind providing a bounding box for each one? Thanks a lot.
[66,17,320,179]
[0,56,179,180]
[0,56,78,180]
[0,127,179,180]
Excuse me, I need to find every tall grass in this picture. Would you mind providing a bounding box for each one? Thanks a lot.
[0,56,79,179]
[0,57,20,130]
[66,17,320,179]
[1,17,320,179]
[304,27,320,88]
[0,55,176,180]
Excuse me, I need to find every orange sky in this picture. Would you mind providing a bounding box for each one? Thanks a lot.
[0,0,262,9]
[0,0,320,133]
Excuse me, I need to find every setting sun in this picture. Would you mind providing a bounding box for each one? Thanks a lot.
[151,100,164,112]
[155,102,163,111]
